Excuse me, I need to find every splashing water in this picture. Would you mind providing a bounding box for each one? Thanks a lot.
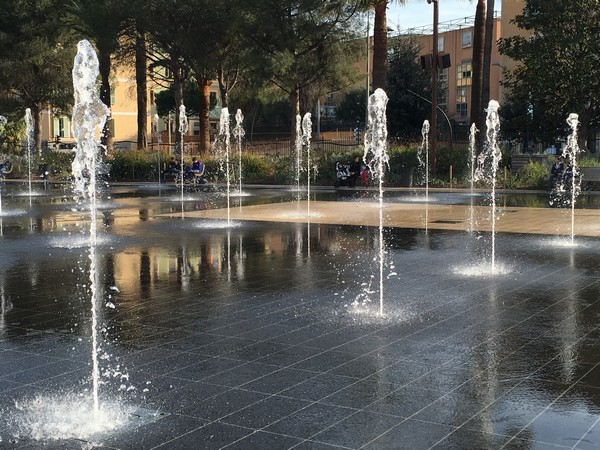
[474,100,502,274]
[71,39,111,414]
[154,113,162,189]
[6,395,133,442]
[232,109,245,196]
[219,108,231,227]
[295,114,302,199]
[25,108,34,201]
[563,113,583,245]
[361,88,389,316]
[302,113,312,207]
[469,123,478,195]
[178,105,188,204]
[0,115,6,216]
[417,120,430,202]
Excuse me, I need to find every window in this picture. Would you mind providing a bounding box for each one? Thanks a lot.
[437,36,444,52]
[438,68,448,112]
[110,89,116,106]
[53,117,71,138]
[462,31,472,48]
[456,87,468,118]
[457,61,472,86]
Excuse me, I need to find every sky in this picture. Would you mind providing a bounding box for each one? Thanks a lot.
[387,0,499,32]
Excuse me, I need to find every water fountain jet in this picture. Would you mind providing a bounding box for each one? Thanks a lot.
[232,109,245,198]
[178,105,188,208]
[25,109,33,203]
[361,88,389,316]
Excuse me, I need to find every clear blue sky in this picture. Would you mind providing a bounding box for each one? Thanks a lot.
[387,0,500,32]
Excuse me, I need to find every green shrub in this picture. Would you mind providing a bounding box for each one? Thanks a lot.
[578,155,600,167]
[107,150,164,181]
[514,162,548,189]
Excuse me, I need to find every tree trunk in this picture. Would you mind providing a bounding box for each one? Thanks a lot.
[197,78,212,154]
[135,33,148,150]
[481,0,496,110]
[32,103,43,154]
[372,1,388,91]
[470,0,485,148]
[98,49,113,153]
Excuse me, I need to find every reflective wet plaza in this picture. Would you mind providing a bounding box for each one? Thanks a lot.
[1,181,600,449]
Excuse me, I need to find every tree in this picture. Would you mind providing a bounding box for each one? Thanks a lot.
[67,0,129,152]
[499,0,600,151]
[481,0,496,112]
[369,1,405,91]
[386,36,431,139]
[0,0,75,153]
[470,0,485,143]
[241,0,363,137]
[146,0,194,154]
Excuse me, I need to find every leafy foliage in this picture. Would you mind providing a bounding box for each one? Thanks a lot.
[499,0,600,150]
[386,37,431,140]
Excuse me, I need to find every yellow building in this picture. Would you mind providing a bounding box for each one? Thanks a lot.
[39,61,221,152]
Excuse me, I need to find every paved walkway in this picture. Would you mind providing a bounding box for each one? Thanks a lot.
[176,200,600,237]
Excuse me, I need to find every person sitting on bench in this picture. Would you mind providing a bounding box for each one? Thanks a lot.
[191,157,206,184]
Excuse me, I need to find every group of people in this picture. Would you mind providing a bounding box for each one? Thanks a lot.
[165,156,205,184]
[549,155,574,188]
[335,156,370,188]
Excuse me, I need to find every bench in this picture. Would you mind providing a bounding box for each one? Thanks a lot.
[579,167,600,182]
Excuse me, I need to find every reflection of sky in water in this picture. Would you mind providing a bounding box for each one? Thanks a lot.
[0,209,27,217]
[48,233,113,249]
[194,220,243,229]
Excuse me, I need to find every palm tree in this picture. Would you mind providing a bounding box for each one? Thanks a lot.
[481,0,496,111]
[470,0,485,141]
[371,1,405,91]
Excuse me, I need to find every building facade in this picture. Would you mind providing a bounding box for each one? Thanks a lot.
[400,13,503,125]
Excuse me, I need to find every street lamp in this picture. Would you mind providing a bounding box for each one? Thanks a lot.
[427,0,439,174]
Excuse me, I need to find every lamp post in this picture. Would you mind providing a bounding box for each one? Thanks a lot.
[427,0,439,175]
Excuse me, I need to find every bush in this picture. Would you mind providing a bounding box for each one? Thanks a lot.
[578,155,600,167]
[107,150,164,181]
[43,151,73,178]
[513,162,548,189]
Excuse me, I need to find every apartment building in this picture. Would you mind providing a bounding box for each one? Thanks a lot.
[39,62,222,151]
[400,13,503,125]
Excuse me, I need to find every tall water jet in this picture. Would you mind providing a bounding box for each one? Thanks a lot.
[154,113,162,189]
[469,123,478,195]
[475,100,502,274]
[363,88,389,316]
[219,108,231,227]
[232,109,245,196]
[418,120,430,203]
[295,114,302,199]
[302,113,312,210]
[71,39,110,413]
[25,108,34,201]
[178,105,188,203]
[0,115,6,216]
[468,123,479,233]
[562,113,583,244]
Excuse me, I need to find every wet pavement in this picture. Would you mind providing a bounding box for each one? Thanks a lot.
[0,182,600,449]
